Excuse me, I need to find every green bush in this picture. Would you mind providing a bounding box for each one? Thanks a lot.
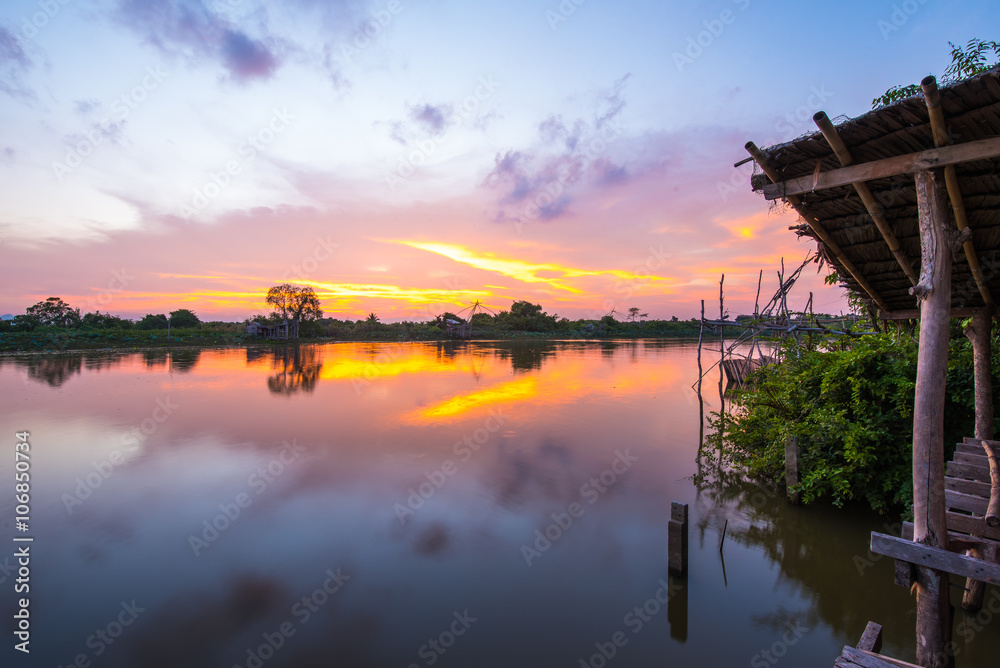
[708,330,996,514]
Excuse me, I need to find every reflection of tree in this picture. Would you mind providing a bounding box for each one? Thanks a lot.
[169,349,201,373]
[23,354,83,387]
[433,340,467,363]
[493,341,558,374]
[266,346,322,395]
[691,468,914,657]
[8,351,130,387]
[143,349,169,370]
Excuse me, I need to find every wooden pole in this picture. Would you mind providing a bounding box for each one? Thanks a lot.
[921,76,993,306]
[985,440,1000,528]
[813,111,919,285]
[668,502,689,576]
[754,269,762,319]
[911,168,953,668]
[964,308,994,441]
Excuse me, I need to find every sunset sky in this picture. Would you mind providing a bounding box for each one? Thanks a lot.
[1,0,996,321]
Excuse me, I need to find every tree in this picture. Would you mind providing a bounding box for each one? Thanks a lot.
[366,312,380,323]
[25,297,80,327]
[265,284,322,322]
[81,311,132,329]
[872,38,1000,108]
[627,307,648,322]
[136,314,169,330]
[169,309,201,328]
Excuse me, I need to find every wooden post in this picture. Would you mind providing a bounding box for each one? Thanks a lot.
[964,308,994,441]
[985,440,1000,527]
[668,502,689,577]
[785,435,801,504]
[858,621,883,653]
[961,545,993,611]
[911,169,953,668]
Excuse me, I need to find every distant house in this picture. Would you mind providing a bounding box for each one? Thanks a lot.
[247,320,299,340]
[444,319,471,338]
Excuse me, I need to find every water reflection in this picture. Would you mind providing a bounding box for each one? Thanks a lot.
[263,346,323,395]
[0,340,995,667]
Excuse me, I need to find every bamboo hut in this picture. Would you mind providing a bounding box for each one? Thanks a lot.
[744,66,1000,667]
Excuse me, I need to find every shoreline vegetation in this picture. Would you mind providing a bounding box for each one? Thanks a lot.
[0,294,705,353]
[0,324,705,354]
[704,323,996,516]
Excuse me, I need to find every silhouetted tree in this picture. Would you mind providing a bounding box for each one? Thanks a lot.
[136,314,169,330]
[265,284,322,323]
[169,309,201,328]
[26,297,80,327]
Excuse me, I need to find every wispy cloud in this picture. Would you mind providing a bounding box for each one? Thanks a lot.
[482,74,642,224]
[0,25,35,101]
[112,0,288,83]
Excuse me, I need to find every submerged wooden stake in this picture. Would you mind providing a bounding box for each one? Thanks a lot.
[668,502,689,577]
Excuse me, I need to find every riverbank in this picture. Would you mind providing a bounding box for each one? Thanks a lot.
[0,326,703,353]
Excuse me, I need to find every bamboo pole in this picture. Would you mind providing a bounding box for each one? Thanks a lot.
[745,141,890,312]
[922,75,993,306]
[911,168,953,668]
[813,111,919,285]
[754,269,762,319]
[697,300,705,464]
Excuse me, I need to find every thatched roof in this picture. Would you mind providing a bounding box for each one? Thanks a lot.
[748,66,1000,317]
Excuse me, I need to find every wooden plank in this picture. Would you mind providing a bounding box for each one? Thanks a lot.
[947,460,991,483]
[957,442,986,455]
[947,511,1000,541]
[840,646,922,668]
[947,489,989,514]
[946,475,993,498]
[955,451,989,466]
[857,622,883,653]
[902,522,1000,551]
[858,648,924,668]
[762,136,1000,200]
[870,532,1000,585]
[834,651,864,668]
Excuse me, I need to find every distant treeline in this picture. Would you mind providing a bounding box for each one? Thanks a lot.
[0,296,703,351]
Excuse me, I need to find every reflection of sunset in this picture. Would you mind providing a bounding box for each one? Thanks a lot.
[410,345,683,422]
[319,355,468,381]
[417,376,539,420]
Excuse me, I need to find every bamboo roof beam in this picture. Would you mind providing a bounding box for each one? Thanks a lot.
[745,141,890,312]
[813,111,919,286]
[922,75,993,306]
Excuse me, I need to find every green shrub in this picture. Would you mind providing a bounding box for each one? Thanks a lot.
[708,330,996,514]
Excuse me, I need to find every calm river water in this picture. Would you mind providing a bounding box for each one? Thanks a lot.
[1,340,997,667]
